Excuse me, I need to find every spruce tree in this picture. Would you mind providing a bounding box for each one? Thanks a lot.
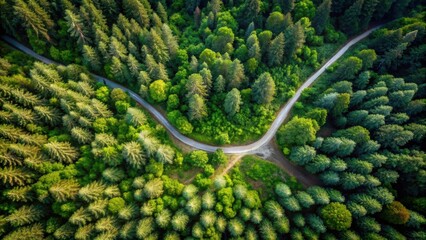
[224,88,242,117]
[252,72,276,104]
[312,0,332,35]
[268,33,285,67]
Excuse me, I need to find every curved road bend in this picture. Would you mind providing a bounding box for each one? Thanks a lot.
[1,26,380,155]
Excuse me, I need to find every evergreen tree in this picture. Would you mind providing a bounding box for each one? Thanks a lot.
[13,0,51,41]
[285,21,305,59]
[268,33,285,67]
[252,72,276,104]
[149,28,169,63]
[123,0,149,28]
[162,24,179,59]
[244,0,261,25]
[224,88,242,117]
[65,10,89,45]
[6,205,44,227]
[312,0,332,34]
[44,141,79,164]
[227,59,245,90]
[186,73,207,99]
[49,179,80,202]
[79,181,106,202]
[360,0,379,30]
[122,141,146,169]
[339,0,364,35]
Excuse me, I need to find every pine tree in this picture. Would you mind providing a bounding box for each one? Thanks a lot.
[13,0,51,41]
[244,0,261,24]
[247,33,261,61]
[87,199,108,218]
[149,28,170,63]
[267,33,285,66]
[162,24,179,59]
[125,107,147,127]
[156,209,172,229]
[127,54,141,78]
[285,21,305,59]
[65,10,89,45]
[122,141,146,169]
[312,0,332,34]
[157,2,168,23]
[69,207,92,226]
[339,0,364,35]
[228,218,245,237]
[171,210,189,232]
[5,186,33,202]
[49,179,80,202]
[79,181,106,202]
[252,72,276,104]
[224,88,242,117]
[143,178,164,199]
[118,203,139,220]
[75,223,95,240]
[123,0,149,28]
[265,200,285,219]
[109,36,128,60]
[156,145,175,164]
[228,59,245,90]
[102,167,125,182]
[199,68,213,94]
[71,127,93,144]
[44,141,79,164]
[360,0,379,30]
[3,223,44,240]
[186,196,202,216]
[6,205,44,227]
[9,88,40,107]
[186,73,207,99]
[110,56,130,83]
[188,94,208,121]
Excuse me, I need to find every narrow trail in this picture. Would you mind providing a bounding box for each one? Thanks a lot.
[1,26,381,187]
[218,155,243,177]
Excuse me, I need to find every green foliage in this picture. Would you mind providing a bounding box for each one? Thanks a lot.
[149,80,168,102]
[277,117,318,147]
[320,202,352,231]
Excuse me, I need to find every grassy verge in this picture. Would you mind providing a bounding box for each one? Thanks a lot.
[232,155,302,199]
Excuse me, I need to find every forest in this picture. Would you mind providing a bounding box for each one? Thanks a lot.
[0,0,425,239]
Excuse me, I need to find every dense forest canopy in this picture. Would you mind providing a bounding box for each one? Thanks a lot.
[1,0,421,144]
[0,0,425,239]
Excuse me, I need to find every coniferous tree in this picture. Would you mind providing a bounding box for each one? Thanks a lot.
[360,0,379,30]
[79,181,106,202]
[49,179,80,202]
[123,0,149,28]
[227,59,245,90]
[339,0,364,35]
[224,88,242,117]
[122,141,146,169]
[13,0,51,41]
[44,141,79,164]
[252,72,276,104]
[162,24,179,59]
[186,74,207,99]
[312,0,332,34]
[267,33,285,67]
[65,10,89,45]
[6,205,44,227]
[244,0,261,25]
[285,21,305,60]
